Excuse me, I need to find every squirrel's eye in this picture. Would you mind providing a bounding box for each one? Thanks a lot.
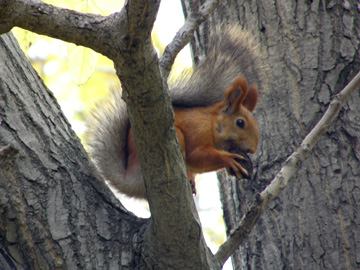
[236,119,245,129]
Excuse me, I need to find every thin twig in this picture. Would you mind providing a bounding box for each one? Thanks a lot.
[215,71,360,266]
[159,0,222,79]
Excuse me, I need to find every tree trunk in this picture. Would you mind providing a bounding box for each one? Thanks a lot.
[0,32,151,270]
[182,1,360,269]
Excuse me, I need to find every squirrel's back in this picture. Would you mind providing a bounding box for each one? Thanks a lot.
[170,26,269,107]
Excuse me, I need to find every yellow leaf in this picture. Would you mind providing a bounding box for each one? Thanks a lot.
[67,44,98,85]
[12,28,36,53]
[91,0,125,15]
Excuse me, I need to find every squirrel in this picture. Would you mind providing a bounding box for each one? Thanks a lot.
[86,26,269,199]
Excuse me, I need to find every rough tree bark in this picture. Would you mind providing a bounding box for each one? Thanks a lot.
[181,1,360,269]
[1,0,359,269]
[0,32,148,270]
[0,1,220,269]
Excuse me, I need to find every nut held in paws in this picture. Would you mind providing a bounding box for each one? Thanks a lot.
[227,148,253,180]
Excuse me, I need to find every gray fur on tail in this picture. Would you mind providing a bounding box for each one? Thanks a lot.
[170,26,269,107]
[86,88,146,198]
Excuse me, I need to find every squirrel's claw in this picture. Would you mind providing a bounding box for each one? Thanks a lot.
[226,151,253,180]
[226,164,248,180]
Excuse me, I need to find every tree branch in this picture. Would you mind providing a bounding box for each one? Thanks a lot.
[215,70,360,266]
[159,0,222,79]
[0,0,126,58]
[113,3,214,267]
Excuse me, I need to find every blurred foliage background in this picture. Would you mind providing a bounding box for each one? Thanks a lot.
[12,1,232,268]
[12,0,192,140]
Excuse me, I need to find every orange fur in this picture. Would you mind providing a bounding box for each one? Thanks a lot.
[126,76,259,187]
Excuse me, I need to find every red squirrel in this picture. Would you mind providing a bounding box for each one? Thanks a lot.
[86,26,268,199]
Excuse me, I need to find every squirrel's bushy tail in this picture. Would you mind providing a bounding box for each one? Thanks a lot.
[170,26,269,107]
[86,89,146,198]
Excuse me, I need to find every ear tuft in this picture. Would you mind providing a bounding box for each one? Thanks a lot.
[242,83,258,112]
[232,76,248,95]
[221,76,248,115]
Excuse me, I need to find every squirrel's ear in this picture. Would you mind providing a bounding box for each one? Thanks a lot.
[242,84,258,112]
[221,76,248,115]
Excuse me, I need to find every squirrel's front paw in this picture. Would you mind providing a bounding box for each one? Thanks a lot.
[227,150,253,180]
